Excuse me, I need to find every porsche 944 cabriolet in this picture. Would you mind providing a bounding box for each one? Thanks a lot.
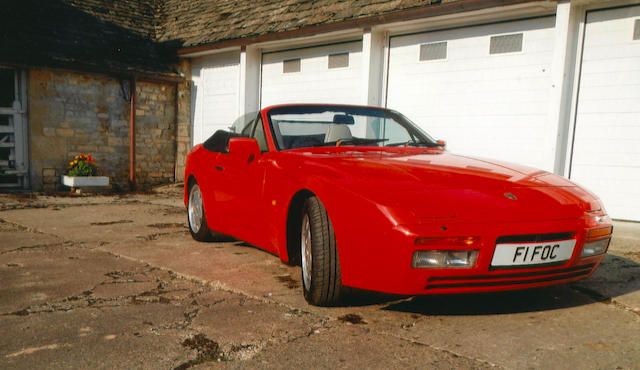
[184,104,612,306]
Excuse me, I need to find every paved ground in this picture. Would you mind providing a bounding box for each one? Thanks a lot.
[0,184,639,369]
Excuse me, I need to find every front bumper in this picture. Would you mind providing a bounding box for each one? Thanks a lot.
[338,217,609,295]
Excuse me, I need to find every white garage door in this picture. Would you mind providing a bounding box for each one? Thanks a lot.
[191,51,240,145]
[387,17,556,171]
[570,6,640,221]
[261,41,363,108]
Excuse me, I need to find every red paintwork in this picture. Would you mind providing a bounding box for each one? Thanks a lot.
[184,104,612,295]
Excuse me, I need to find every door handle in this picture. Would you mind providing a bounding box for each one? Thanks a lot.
[215,166,224,171]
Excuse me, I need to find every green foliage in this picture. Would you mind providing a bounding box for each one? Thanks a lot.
[66,154,98,176]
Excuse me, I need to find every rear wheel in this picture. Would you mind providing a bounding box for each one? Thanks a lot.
[188,182,212,241]
[301,196,343,306]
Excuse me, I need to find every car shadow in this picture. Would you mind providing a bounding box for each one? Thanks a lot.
[369,253,639,315]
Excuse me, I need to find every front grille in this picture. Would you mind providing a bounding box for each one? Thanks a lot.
[424,263,595,290]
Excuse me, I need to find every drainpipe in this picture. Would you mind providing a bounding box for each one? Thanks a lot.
[129,77,136,190]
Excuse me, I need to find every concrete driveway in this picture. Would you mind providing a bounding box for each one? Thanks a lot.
[1,184,639,369]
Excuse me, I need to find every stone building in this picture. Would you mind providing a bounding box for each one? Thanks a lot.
[2,0,640,222]
[1,0,188,191]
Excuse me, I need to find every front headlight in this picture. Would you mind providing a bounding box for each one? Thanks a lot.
[581,238,610,257]
[412,250,479,268]
[581,225,613,258]
[412,237,480,268]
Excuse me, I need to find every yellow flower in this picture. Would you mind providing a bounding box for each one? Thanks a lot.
[69,161,73,165]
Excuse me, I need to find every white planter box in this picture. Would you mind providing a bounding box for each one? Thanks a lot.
[62,175,109,187]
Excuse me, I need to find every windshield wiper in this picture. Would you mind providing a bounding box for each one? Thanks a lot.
[386,140,434,147]
[316,138,389,147]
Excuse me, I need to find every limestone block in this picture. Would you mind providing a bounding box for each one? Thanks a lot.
[56,128,74,137]
[42,168,57,177]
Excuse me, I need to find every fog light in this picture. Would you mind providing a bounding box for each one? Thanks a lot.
[581,238,610,257]
[412,250,478,269]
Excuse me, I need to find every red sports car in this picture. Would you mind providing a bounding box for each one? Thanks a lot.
[184,104,612,306]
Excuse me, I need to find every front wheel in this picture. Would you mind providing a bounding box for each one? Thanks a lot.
[301,196,343,306]
[187,182,213,241]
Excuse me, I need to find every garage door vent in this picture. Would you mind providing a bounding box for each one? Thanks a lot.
[490,33,523,54]
[419,42,447,61]
[283,58,301,73]
[634,19,640,40]
[328,53,349,68]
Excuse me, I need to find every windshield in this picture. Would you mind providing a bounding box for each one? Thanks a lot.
[267,105,438,150]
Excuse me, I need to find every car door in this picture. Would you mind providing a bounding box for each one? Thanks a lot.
[213,116,271,241]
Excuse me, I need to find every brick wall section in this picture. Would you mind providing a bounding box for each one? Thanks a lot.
[175,59,192,182]
[29,68,177,191]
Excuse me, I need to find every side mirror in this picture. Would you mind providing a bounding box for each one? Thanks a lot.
[228,137,260,163]
[436,139,446,148]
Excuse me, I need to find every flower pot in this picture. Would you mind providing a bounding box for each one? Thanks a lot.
[62,175,109,187]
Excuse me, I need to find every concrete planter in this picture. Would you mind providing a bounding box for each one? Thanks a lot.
[62,175,109,187]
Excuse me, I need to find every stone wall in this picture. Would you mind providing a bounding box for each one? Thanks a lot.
[28,68,178,191]
[175,59,192,182]
[134,81,177,189]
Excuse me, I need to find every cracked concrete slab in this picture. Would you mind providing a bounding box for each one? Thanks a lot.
[368,286,640,369]
[236,324,494,369]
[1,187,639,369]
[1,203,188,245]
[191,293,322,359]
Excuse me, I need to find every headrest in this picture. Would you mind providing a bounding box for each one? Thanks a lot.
[333,114,354,125]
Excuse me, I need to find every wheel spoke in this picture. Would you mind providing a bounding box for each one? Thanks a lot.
[301,214,312,289]
[188,185,203,233]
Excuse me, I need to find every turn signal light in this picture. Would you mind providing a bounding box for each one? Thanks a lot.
[415,236,480,247]
[586,226,613,239]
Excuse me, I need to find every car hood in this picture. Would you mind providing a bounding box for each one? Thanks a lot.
[292,149,601,222]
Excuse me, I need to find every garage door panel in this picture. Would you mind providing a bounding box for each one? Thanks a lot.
[578,84,640,100]
[577,97,640,114]
[578,56,640,73]
[578,71,640,91]
[574,124,640,140]
[395,64,551,83]
[261,42,362,107]
[570,5,640,221]
[190,52,240,145]
[574,112,640,127]
[387,17,555,171]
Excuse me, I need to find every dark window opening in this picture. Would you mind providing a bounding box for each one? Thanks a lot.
[420,42,447,61]
[283,58,301,73]
[490,33,523,54]
[328,53,349,68]
[0,69,15,107]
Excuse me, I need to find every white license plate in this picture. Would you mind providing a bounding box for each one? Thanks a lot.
[491,239,576,267]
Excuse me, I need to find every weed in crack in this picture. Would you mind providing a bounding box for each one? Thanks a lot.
[90,220,133,226]
[338,313,367,325]
[105,270,136,279]
[147,223,185,229]
[275,275,300,289]
[174,333,225,369]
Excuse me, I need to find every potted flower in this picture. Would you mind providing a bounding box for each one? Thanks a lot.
[61,153,109,187]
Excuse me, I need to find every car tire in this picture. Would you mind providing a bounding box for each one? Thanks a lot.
[187,182,213,241]
[301,196,343,306]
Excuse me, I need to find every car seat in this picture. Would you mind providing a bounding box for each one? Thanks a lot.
[324,124,353,143]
